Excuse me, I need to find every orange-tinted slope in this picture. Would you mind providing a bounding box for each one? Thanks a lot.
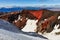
[29,10,43,20]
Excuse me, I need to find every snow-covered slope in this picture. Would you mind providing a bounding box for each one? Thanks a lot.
[0,19,48,40]
[0,29,48,40]
[0,19,20,33]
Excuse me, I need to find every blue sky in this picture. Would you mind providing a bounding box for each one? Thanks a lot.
[0,0,60,7]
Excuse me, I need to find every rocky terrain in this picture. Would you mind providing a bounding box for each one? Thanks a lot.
[0,9,60,40]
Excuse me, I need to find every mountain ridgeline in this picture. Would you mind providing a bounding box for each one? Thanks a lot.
[0,7,42,12]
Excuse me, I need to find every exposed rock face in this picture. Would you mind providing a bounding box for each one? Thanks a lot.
[0,11,20,22]
[13,16,28,30]
[36,15,57,33]
[0,9,60,33]
[36,10,60,33]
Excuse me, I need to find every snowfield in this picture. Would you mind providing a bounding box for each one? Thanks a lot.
[0,19,48,40]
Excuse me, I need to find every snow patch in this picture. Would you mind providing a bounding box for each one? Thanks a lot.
[22,19,38,32]
[58,16,60,19]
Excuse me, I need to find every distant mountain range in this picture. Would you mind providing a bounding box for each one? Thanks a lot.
[0,7,60,12]
[0,7,23,12]
[0,7,42,12]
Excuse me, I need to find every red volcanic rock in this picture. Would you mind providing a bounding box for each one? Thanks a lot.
[36,15,58,33]
[13,17,27,30]
[28,10,43,20]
